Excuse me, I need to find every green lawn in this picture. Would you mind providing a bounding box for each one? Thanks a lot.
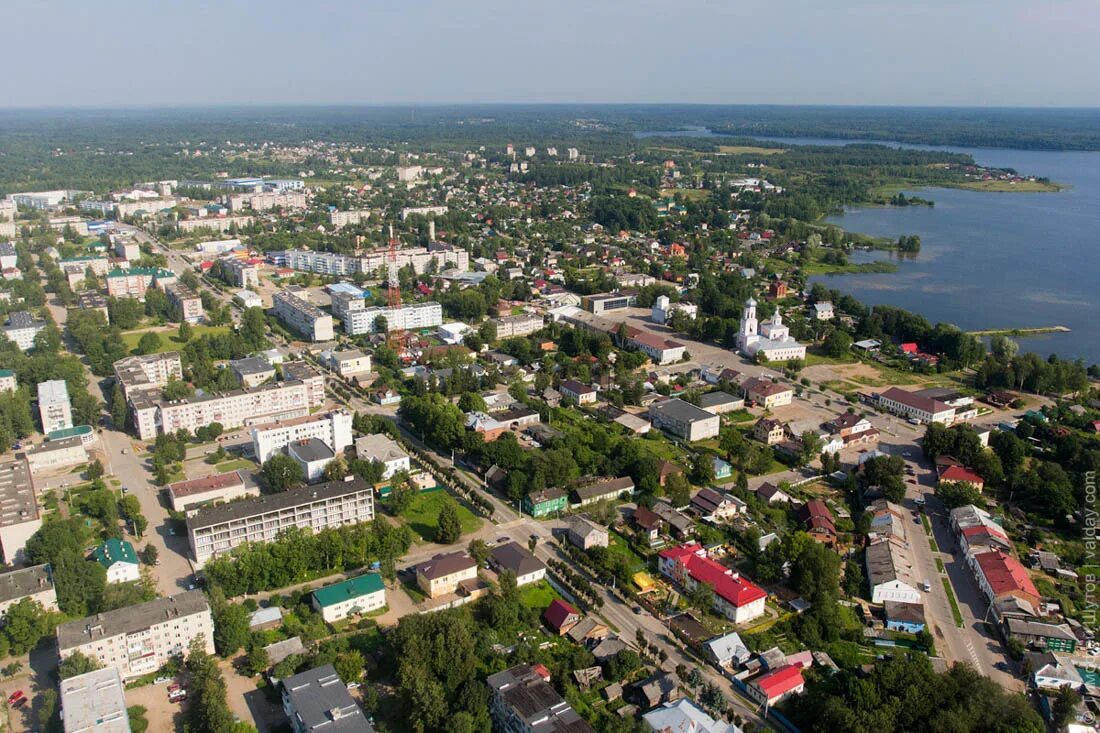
[942,577,965,627]
[519,580,562,610]
[121,325,231,355]
[401,489,481,543]
[215,459,255,473]
[607,532,646,573]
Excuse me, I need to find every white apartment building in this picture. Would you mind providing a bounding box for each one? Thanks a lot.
[37,379,73,433]
[0,242,17,270]
[56,591,214,680]
[0,564,58,617]
[0,370,16,394]
[273,290,335,342]
[186,476,375,567]
[177,216,254,234]
[166,283,204,323]
[113,239,141,261]
[251,410,353,464]
[0,460,40,565]
[280,245,468,277]
[227,191,307,212]
[400,205,448,220]
[344,302,442,335]
[329,209,371,229]
[114,352,183,400]
[493,313,544,338]
[3,311,44,351]
[132,373,321,441]
[320,349,371,378]
[195,239,242,255]
[106,268,176,298]
[221,258,259,288]
[8,190,70,209]
[114,197,177,219]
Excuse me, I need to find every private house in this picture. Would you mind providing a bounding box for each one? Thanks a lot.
[631,671,681,709]
[755,482,792,505]
[712,456,733,480]
[571,476,634,507]
[865,539,921,604]
[691,488,744,522]
[651,501,696,539]
[754,418,787,445]
[354,433,410,480]
[566,516,609,550]
[827,412,879,445]
[747,664,805,707]
[559,379,597,405]
[489,542,547,587]
[740,377,794,409]
[884,601,926,633]
[658,544,767,624]
[642,699,739,733]
[93,539,140,584]
[566,617,610,645]
[1027,652,1083,691]
[521,487,568,517]
[311,574,386,624]
[632,505,665,547]
[543,599,582,635]
[704,631,752,670]
[796,500,836,542]
[414,552,479,599]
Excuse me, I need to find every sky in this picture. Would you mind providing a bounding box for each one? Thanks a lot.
[2,0,1098,108]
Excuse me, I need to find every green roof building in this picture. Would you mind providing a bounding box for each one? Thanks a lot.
[311,573,386,623]
[522,487,568,518]
[93,539,140,584]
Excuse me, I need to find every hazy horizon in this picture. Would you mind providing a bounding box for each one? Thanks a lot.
[3,0,1099,108]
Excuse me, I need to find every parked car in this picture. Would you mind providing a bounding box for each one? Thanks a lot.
[153,677,172,685]
[922,580,932,592]
[7,690,25,705]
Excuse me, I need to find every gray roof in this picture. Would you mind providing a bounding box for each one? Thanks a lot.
[490,542,546,578]
[0,564,53,604]
[650,398,716,423]
[288,438,336,463]
[59,667,130,733]
[487,664,595,732]
[0,459,37,528]
[282,664,374,732]
[57,591,210,651]
[572,477,634,501]
[698,391,742,409]
[1006,618,1076,642]
[354,433,407,464]
[230,356,275,376]
[187,477,370,530]
[265,636,306,665]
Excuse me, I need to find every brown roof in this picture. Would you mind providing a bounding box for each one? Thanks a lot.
[633,505,663,531]
[167,471,244,499]
[415,552,477,580]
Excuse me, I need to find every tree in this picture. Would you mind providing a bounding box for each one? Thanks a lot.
[467,539,490,565]
[322,456,348,482]
[58,651,102,679]
[387,471,416,514]
[457,391,487,413]
[242,645,270,677]
[263,453,304,492]
[1052,685,1080,729]
[135,331,162,355]
[177,321,193,342]
[435,500,462,544]
[239,307,268,349]
[687,581,715,614]
[936,481,983,509]
[110,381,129,430]
[85,459,104,480]
[128,705,150,733]
[141,544,159,566]
[211,596,251,657]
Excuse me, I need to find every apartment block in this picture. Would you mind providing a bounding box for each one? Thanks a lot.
[114,197,177,219]
[344,302,442,335]
[221,258,259,288]
[0,459,40,564]
[56,591,214,680]
[176,216,254,234]
[227,191,307,212]
[273,290,334,342]
[279,245,468,278]
[166,282,204,323]
[0,369,16,394]
[649,398,721,442]
[37,379,73,433]
[487,664,595,733]
[186,476,374,567]
[132,379,315,441]
[251,409,353,464]
[3,311,44,351]
[329,209,372,229]
[114,352,183,400]
[106,267,176,298]
[0,564,58,616]
[58,256,108,276]
[493,313,544,339]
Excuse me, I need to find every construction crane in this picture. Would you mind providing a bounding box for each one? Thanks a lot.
[386,224,403,349]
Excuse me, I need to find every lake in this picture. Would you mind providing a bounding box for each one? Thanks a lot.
[637,129,1100,364]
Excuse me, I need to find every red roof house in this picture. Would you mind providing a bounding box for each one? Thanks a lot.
[543,599,581,635]
[972,550,1040,611]
[657,544,767,623]
[939,465,985,492]
[900,342,919,354]
[748,664,805,706]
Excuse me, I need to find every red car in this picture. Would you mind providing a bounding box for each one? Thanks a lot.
[7,690,24,706]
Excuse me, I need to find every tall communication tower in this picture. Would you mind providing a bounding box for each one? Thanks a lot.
[386,224,403,348]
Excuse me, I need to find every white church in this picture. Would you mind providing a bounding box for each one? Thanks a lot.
[737,297,807,362]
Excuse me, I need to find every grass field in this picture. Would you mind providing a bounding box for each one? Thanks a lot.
[718,145,785,155]
[607,532,647,573]
[121,325,231,355]
[955,180,1062,192]
[518,580,562,609]
[401,489,481,543]
[215,459,255,473]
